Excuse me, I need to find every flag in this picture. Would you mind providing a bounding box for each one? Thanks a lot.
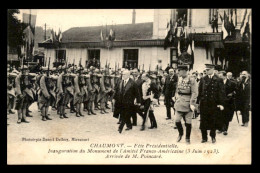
[240,9,251,37]
[100,29,104,41]
[224,11,231,36]
[59,29,62,42]
[232,9,237,27]
[220,14,228,40]
[165,20,170,38]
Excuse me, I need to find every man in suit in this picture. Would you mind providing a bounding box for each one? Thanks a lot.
[236,71,251,127]
[113,70,141,133]
[197,64,225,143]
[218,71,236,135]
[174,65,198,144]
[163,68,178,120]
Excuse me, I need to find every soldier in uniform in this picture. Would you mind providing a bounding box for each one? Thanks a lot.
[15,65,33,124]
[7,72,17,115]
[93,69,101,110]
[174,65,198,144]
[56,66,70,119]
[211,14,218,33]
[197,64,225,143]
[163,68,178,120]
[73,67,85,117]
[86,70,96,115]
[38,67,54,121]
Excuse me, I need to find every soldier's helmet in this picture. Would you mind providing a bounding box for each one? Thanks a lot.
[41,66,48,71]
[8,72,18,78]
[21,65,29,70]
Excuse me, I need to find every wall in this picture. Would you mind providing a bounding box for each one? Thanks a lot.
[153,9,171,39]
[192,46,212,73]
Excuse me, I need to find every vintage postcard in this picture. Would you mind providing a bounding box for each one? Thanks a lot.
[7,9,251,164]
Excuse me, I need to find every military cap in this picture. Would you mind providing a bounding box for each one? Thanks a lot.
[51,75,58,80]
[69,73,76,78]
[51,67,56,71]
[205,64,215,69]
[8,73,18,78]
[21,65,29,70]
[177,65,189,71]
[150,74,157,79]
[94,69,100,73]
[12,69,19,75]
[84,74,90,78]
[62,65,67,69]
[97,74,103,78]
[41,66,48,71]
[29,73,37,77]
[168,68,174,72]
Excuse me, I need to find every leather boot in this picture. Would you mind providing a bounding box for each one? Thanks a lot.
[176,122,183,142]
[185,123,192,144]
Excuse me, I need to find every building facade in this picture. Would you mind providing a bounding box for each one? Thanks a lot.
[39,9,251,76]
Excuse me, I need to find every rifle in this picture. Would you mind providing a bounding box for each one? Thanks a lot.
[47,57,51,77]
[79,57,82,75]
[73,59,75,73]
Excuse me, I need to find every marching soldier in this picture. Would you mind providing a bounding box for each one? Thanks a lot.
[86,70,96,115]
[15,65,33,124]
[38,67,54,121]
[174,65,198,144]
[197,64,225,143]
[73,67,85,117]
[56,65,70,119]
[7,72,17,115]
[99,71,109,114]
[163,68,178,120]
[93,69,101,110]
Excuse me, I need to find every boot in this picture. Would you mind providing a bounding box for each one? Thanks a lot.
[101,110,105,114]
[91,110,96,115]
[140,125,145,131]
[79,111,84,117]
[185,123,192,144]
[76,112,80,117]
[63,114,69,118]
[176,122,183,142]
[46,116,52,120]
[42,116,47,121]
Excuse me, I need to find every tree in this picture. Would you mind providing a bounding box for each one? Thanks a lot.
[7,9,27,58]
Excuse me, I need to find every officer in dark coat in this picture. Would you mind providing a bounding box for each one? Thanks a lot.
[197,64,225,143]
[163,68,178,120]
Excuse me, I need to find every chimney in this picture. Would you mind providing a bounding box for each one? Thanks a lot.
[132,9,136,24]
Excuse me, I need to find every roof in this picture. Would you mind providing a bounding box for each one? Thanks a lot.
[62,22,153,42]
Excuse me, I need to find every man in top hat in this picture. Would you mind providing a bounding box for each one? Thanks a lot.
[15,65,32,124]
[174,65,198,144]
[163,68,178,120]
[197,64,225,143]
[114,69,142,133]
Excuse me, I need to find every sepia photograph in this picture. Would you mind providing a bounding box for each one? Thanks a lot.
[7,9,251,165]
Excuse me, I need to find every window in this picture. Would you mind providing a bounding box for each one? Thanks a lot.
[170,48,178,68]
[55,50,66,63]
[123,49,138,69]
[88,49,100,61]
[176,9,188,27]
